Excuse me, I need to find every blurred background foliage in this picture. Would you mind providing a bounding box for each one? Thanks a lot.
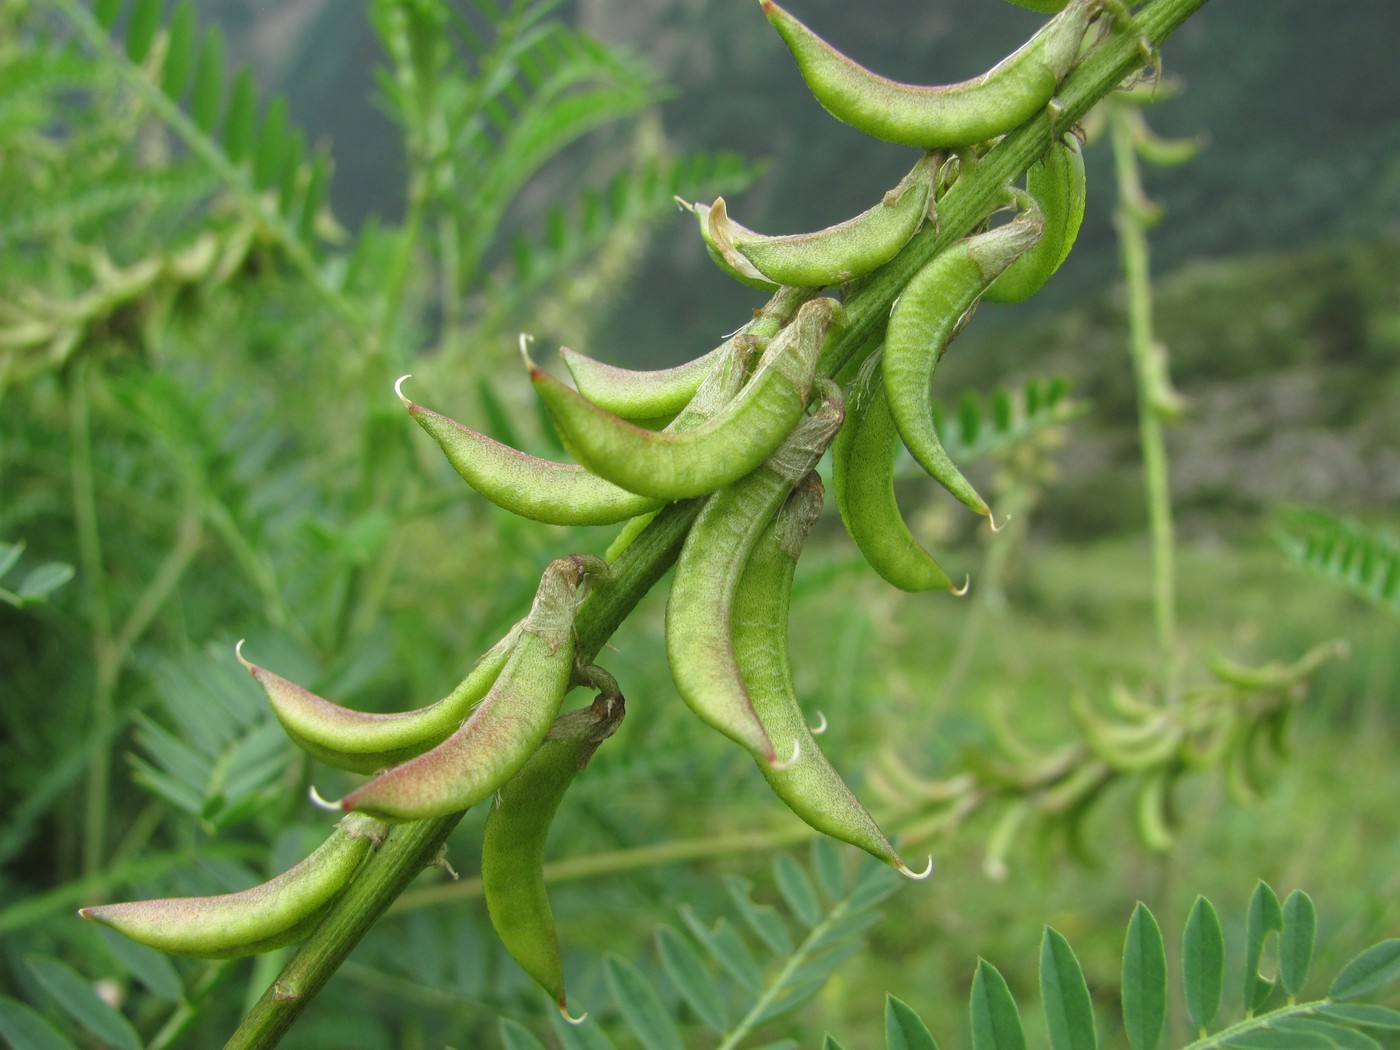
[1,0,1398,1046]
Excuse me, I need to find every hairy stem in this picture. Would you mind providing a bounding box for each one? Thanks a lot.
[225,1,1210,1044]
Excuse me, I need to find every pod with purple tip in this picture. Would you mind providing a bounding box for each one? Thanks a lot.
[339,556,600,821]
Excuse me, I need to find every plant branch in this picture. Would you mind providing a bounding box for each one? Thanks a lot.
[225,2,1210,1044]
[1110,98,1180,699]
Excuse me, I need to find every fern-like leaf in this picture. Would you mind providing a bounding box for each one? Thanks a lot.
[1276,509,1400,621]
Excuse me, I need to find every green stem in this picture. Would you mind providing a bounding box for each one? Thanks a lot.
[224,2,1210,1044]
[70,361,114,878]
[1109,100,1179,700]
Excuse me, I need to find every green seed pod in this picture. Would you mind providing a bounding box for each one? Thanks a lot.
[239,630,517,775]
[882,207,1043,517]
[560,342,725,424]
[78,813,384,958]
[400,376,663,527]
[717,152,937,287]
[831,355,960,592]
[677,196,781,291]
[532,298,840,501]
[733,474,929,877]
[340,556,599,821]
[482,678,625,1019]
[666,386,844,765]
[985,135,1086,303]
[762,0,1094,149]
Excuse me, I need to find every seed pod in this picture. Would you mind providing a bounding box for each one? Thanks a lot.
[762,0,1094,149]
[482,676,625,1018]
[715,152,937,287]
[532,298,840,501]
[882,207,1043,516]
[239,630,518,775]
[400,378,663,528]
[985,135,1086,303]
[78,813,385,958]
[340,556,598,821]
[666,387,844,764]
[831,354,959,592]
[560,342,725,424]
[677,196,781,291]
[733,474,927,876]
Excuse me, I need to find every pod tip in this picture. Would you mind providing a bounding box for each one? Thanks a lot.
[308,784,342,813]
[988,510,1011,534]
[394,374,413,408]
[518,332,536,370]
[809,710,828,735]
[770,738,802,771]
[951,575,971,597]
[559,1001,587,1025]
[234,638,253,671]
[898,855,935,881]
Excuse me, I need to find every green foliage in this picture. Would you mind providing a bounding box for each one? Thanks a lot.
[816,886,1400,1050]
[1276,509,1400,622]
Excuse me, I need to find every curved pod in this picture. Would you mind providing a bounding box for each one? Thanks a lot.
[985,136,1086,303]
[560,341,725,424]
[241,632,516,775]
[722,152,937,287]
[733,475,923,875]
[832,356,958,592]
[533,298,840,501]
[666,390,844,764]
[79,814,384,958]
[882,209,1042,516]
[482,685,625,1017]
[340,557,596,821]
[762,0,1094,149]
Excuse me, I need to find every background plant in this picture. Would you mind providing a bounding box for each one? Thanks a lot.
[2,0,1398,1048]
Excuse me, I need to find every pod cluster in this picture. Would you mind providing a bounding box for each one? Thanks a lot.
[82,0,1110,1014]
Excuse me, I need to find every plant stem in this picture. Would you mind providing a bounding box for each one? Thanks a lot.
[1109,99,1180,700]
[225,2,1210,1044]
[70,360,115,878]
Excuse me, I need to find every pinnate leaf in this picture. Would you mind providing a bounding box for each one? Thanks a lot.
[0,997,79,1050]
[656,925,726,1033]
[24,957,139,1050]
[773,852,822,926]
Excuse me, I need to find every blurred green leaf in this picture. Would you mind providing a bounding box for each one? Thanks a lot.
[23,957,140,1050]
[603,954,683,1050]
[772,853,821,926]
[656,925,726,1034]
[499,1017,548,1050]
[0,997,80,1050]
[1245,881,1284,1013]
